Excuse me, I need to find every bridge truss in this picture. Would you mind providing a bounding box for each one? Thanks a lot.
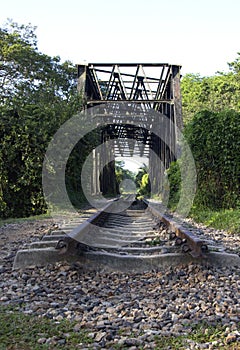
[77,63,183,196]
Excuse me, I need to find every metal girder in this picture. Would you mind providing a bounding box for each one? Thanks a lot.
[77,63,182,113]
[77,63,183,195]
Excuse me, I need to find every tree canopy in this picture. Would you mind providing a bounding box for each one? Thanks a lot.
[0,19,239,218]
[0,20,82,218]
[166,54,240,212]
[181,53,240,122]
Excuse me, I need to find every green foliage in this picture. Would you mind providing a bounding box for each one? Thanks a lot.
[166,161,181,210]
[0,20,77,106]
[185,110,240,210]
[178,53,240,219]
[1,19,239,221]
[137,173,150,196]
[135,164,151,196]
[135,164,147,187]
[140,173,150,195]
[115,160,136,193]
[115,161,135,183]
[168,109,240,214]
[0,306,93,349]
[190,208,240,234]
[181,73,205,123]
[0,20,82,218]
[181,54,240,123]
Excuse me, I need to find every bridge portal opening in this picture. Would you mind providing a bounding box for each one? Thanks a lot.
[115,156,149,196]
[77,62,183,200]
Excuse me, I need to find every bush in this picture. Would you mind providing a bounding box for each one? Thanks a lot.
[0,21,81,218]
[137,173,151,196]
[185,110,240,210]
[168,110,240,212]
[166,161,181,210]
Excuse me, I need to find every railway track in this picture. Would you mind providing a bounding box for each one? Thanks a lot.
[13,196,240,270]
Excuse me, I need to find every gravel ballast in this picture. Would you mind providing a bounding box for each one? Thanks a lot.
[0,219,240,349]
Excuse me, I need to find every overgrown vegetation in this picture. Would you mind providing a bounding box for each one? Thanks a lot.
[167,109,240,227]
[115,160,136,193]
[186,110,239,210]
[135,164,151,196]
[167,54,240,226]
[0,20,82,218]
[181,54,240,123]
[65,129,102,207]
[0,18,239,229]
[114,161,151,196]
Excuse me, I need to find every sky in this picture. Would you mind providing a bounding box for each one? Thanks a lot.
[1,0,239,172]
[116,156,147,173]
[0,0,239,77]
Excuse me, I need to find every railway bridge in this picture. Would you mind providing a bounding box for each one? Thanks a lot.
[77,63,183,196]
[13,64,240,270]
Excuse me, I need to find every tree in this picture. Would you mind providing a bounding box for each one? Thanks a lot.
[0,20,82,218]
[0,20,77,107]
[181,54,240,123]
[228,52,240,74]
[167,109,240,211]
[135,164,150,196]
[115,160,136,192]
[181,74,205,122]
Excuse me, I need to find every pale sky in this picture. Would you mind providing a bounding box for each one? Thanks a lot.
[116,156,148,173]
[1,0,239,76]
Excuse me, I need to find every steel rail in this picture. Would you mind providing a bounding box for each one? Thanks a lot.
[56,196,207,259]
[55,196,136,254]
[145,201,208,258]
[55,200,117,253]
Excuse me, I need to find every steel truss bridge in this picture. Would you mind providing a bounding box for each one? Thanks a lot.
[77,63,183,196]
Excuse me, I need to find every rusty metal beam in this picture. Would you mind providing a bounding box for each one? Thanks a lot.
[146,202,207,258]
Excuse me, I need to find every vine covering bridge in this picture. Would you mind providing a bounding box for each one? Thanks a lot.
[77,63,183,196]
